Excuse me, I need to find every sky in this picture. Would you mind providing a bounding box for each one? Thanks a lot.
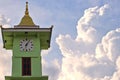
[0,0,120,80]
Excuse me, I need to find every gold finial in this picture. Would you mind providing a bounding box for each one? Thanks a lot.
[18,1,35,26]
[25,1,29,15]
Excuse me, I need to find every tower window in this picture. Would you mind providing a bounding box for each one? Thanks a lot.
[22,57,31,76]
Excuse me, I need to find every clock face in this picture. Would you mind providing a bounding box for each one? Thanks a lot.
[20,38,34,51]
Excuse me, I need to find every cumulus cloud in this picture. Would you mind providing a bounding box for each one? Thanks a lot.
[42,58,60,80]
[41,48,52,56]
[0,14,11,28]
[96,28,120,62]
[0,14,11,80]
[76,4,109,43]
[0,44,12,80]
[56,3,120,80]
[0,14,11,42]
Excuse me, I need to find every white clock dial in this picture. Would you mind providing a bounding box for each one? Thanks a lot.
[20,38,34,51]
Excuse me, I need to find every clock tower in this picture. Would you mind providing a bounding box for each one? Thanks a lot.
[1,2,53,80]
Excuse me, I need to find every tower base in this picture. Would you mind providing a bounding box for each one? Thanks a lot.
[5,76,48,80]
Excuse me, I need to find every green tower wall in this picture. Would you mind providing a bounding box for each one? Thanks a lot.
[12,33,42,77]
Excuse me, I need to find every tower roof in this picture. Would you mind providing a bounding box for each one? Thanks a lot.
[19,2,35,26]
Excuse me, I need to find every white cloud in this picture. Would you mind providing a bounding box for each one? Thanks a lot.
[0,44,12,80]
[42,58,60,80]
[0,14,11,28]
[111,57,120,80]
[96,28,120,62]
[41,48,52,56]
[56,3,120,80]
[76,4,109,43]
[99,4,109,16]
[0,14,11,80]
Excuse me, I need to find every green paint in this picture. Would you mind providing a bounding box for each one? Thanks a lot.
[32,57,42,76]
[12,57,22,76]
[13,33,41,57]
[2,29,52,80]
[5,76,48,80]
[12,33,42,77]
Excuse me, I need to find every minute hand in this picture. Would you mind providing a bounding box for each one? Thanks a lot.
[25,40,30,46]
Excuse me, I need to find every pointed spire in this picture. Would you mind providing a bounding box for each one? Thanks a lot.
[18,1,35,26]
[25,1,29,16]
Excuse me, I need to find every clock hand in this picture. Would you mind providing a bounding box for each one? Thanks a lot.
[25,40,30,46]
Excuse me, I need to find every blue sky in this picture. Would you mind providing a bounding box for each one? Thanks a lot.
[1,0,120,80]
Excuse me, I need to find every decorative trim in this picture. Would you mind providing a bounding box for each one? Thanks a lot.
[2,28,52,32]
[14,25,39,28]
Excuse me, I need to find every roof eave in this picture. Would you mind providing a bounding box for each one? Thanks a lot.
[48,25,53,48]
